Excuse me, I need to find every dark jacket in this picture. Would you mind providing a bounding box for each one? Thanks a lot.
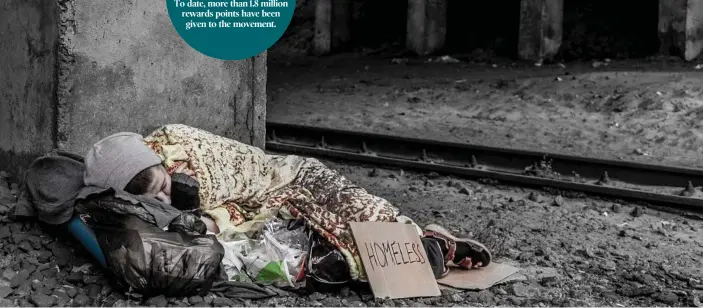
[13,150,181,228]
[13,150,277,298]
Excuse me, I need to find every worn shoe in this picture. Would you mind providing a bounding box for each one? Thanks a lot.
[423,224,492,270]
[421,237,450,279]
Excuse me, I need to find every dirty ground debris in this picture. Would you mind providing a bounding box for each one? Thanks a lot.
[0,124,512,306]
[1,155,702,306]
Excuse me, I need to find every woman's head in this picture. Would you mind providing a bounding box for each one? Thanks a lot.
[124,164,172,204]
[84,132,168,201]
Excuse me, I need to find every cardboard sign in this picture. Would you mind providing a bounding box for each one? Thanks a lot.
[437,262,520,290]
[349,222,441,299]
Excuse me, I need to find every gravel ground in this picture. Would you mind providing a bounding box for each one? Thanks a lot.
[267,54,703,170]
[263,17,703,306]
[268,0,703,170]
[1,160,702,307]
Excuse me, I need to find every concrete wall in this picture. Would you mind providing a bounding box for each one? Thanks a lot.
[406,0,447,56]
[0,0,58,179]
[518,0,563,61]
[659,0,703,61]
[659,0,688,56]
[57,0,266,154]
[685,0,703,60]
[1,0,266,178]
[313,0,353,55]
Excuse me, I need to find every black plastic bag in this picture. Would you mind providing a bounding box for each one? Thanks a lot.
[80,195,224,297]
[305,232,351,287]
[168,211,207,236]
[16,150,278,299]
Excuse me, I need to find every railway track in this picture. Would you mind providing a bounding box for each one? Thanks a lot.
[265,121,703,216]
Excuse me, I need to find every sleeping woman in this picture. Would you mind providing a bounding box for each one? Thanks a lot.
[82,124,492,282]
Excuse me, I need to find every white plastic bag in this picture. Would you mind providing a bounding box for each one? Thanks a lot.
[219,217,308,287]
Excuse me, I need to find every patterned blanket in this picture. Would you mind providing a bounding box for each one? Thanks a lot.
[143,124,418,281]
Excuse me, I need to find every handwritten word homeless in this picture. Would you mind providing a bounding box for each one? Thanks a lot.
[364,240,426,271]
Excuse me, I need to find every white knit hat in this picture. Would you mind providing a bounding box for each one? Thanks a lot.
[83,132,162,190]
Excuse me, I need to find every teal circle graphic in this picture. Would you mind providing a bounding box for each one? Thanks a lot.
[166,0,296,60]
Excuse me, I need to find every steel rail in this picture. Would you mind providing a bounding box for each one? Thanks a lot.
[265,122,703,214]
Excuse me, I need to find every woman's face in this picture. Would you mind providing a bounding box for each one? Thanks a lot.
[145,165,172,204]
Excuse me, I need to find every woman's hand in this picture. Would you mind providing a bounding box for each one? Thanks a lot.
[175,163,196,178]
[200,216,220,234]
[155,191,172,204]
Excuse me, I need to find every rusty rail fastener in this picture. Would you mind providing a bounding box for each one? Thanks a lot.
[419,149,435,164]
[596,171,611,186]
[680,181,699,197]
[360,141,375,156]
[470,155,479,168]
[316,136,328,149]
[269,130,278,142]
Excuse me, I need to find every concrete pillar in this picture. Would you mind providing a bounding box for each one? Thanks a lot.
[313,0,352,55]
[659,0,703,61]
[518,0,563,61]
[1,0,266,178]
[0,1,58,179]
[406,0,447,56]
